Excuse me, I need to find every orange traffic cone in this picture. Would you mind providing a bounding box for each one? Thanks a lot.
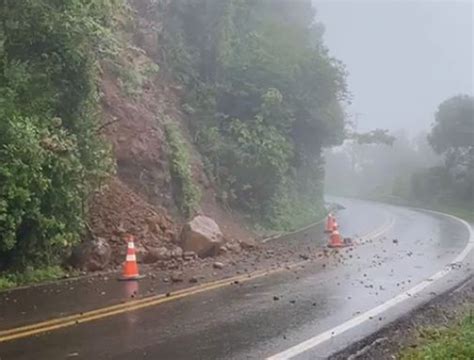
[324,213,334,233]
[328,228,345,248]
[119,234,145,281]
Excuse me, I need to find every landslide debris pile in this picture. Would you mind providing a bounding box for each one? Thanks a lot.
[88,178,177,268]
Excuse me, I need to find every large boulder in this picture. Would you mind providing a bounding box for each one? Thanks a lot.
[69,237,111,271]
[180,215,224,257]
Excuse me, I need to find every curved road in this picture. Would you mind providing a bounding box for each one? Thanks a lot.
[0,198,472,359]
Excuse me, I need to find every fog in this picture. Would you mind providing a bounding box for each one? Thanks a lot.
[314,0,473,133]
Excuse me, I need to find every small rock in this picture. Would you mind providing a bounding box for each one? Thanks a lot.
[392,239,399,244]
[183,250,197,261]
[218,246,229,254]
[225,240,242,253]
[213,262,224,269]
[273,296,280,301]
[189,276,198,283]
[299,254,309,260]
[170,247,183,259]
[183,251,197,258]
[170,273,183,282]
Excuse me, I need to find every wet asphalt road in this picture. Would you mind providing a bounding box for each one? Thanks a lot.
[0,198,472,360]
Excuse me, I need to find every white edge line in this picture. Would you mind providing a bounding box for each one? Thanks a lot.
[266,209,474,360]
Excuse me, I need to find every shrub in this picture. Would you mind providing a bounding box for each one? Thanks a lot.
[165,123,201,217]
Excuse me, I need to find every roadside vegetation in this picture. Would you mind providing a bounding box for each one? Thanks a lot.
[400,311,474,360]
[0,266,68,290]
[0,1,123,278]
[165,122,201,218]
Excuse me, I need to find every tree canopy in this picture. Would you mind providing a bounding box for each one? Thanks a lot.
[429,95,474,154]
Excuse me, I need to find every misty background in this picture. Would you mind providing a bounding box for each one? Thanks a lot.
[314,0,473,133]
[316,0,473,214]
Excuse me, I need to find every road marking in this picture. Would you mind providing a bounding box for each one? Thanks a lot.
[358,215,395,244]
[266,211,474,360]
[0,261,307,343]
[0,218,394,343]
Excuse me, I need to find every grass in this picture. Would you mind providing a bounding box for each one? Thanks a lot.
[0,266,67,291]
[400,311,474,360]
[164,122,201,218]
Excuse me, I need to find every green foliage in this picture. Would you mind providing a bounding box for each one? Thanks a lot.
[406,95,474,205]
[0,116,85,266]
[0,0,119,270]
[161,0,348,227]
[165,123,201,217]
[106,52,160,98]
[0,277,16,290]
[400,312,474,360]
[428,95,474,154]
[352,129,395,146]
[0,266,66,290]
[265,178,326,231]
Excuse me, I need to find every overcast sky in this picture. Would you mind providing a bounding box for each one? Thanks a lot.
[313,0,473,134]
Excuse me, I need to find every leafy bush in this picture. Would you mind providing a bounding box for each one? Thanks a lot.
[0,0,119,270]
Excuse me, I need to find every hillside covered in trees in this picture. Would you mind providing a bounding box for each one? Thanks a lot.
[0,0,349,275]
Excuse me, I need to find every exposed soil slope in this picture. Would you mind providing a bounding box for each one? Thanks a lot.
[87,0,255,267]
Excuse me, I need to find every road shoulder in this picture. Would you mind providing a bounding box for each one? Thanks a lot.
[329,276,474,360]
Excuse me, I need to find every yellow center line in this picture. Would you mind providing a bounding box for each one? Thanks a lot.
[0,218,395,343]
[0,262,307,343]
[358,215,395,243]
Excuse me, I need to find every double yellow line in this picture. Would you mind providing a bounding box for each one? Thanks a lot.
[358,215,395,244]
[0,262,305,343]
[0,218,395,343]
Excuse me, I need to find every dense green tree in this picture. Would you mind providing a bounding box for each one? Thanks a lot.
[161,0,348,228]
[0,0,120,269]
[428,95,474,154]
[426,95,474,202]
